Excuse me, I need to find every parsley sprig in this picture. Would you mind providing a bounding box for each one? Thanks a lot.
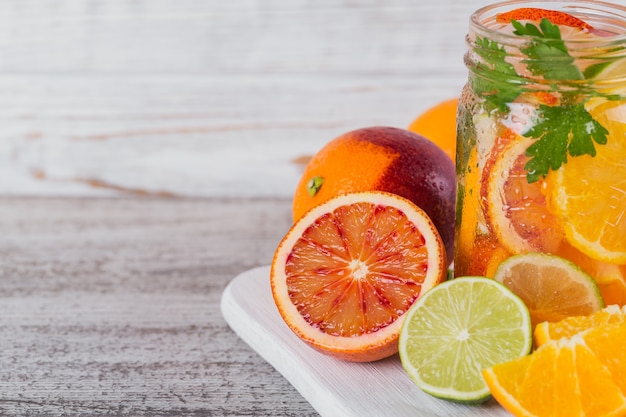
[471,18,612,183]
[524,104,608,183]
[512,18,584,81]
[471,37,525,113]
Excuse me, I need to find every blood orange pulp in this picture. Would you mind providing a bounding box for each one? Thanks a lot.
[271,191,447,362]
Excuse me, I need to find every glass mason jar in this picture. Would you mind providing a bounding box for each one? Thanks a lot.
[455,0,626,305]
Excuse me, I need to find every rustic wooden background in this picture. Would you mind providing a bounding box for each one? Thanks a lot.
[0,0,478,198]
[1,0,492,415]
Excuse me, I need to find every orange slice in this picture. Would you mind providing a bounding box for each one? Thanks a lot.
[557,242,626,307]
[596,268,626,307]
[496,8,594,31]
[482,131,563,255]
[549,98,626,263]
[270,191,447,362]
[483,323,626,417]
[534,304,626,347]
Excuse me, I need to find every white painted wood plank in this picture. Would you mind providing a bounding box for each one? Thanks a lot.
[0,73,463,197]
[0,0,489,197]
[222,266,513,417]
[0,1,480,74]
[0,196,321,416]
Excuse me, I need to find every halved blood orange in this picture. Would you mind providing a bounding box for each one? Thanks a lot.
[482,131,563,255]
[270,191,447,362]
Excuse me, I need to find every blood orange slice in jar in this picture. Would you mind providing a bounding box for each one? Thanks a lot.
[270,191,447,362]
[495,7,594,30]
[481,128,564,255]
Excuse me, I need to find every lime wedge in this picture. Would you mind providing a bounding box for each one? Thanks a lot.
[493,253,604,328]
[597,55,626,78]
[398,277,532,404]
[592,55,626,95]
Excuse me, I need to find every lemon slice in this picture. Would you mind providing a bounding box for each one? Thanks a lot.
[493,253,604,328]
[398,277,532,404]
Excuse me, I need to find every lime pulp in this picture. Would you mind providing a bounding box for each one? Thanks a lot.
[398,276,532,404]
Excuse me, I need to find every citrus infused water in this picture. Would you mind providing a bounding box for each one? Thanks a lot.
[455,1,626,306]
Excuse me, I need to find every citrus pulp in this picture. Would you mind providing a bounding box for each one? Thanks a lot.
[398,276,532,403]
[534,304,626,347]
[493,253,604,328]
[484,322,626,417]
[272,191,447,362]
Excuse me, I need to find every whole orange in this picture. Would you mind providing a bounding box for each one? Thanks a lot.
[408,98,458,163]
[292,126,456,266]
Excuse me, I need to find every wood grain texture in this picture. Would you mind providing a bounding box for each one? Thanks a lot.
[223,267,512,417]
[0,196,320,416]
[0,1,494,415]
[0,0,477,75]
[0,0,487,198]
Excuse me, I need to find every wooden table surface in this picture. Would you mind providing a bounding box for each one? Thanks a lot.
[1,1,492,415]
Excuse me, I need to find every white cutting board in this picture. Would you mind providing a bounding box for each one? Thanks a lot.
[220,266,513,417]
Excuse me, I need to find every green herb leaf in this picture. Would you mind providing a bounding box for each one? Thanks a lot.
[513,19,583,81]
[583,61,612,79]
[523,103,609,182]
[470,17,614,183]
[470,37,525,112]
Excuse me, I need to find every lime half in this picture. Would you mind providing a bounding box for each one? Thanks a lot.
[398,277,532,404]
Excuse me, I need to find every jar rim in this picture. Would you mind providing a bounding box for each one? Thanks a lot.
[470,0,626,46]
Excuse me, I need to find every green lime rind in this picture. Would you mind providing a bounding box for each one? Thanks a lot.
[493,252,605,312]
[398,277,532,404]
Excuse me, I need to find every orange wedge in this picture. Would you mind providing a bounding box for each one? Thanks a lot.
[534,304,626,346]
[557,242,626,307]
[597,270,626,307]
[483,322,626,417]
